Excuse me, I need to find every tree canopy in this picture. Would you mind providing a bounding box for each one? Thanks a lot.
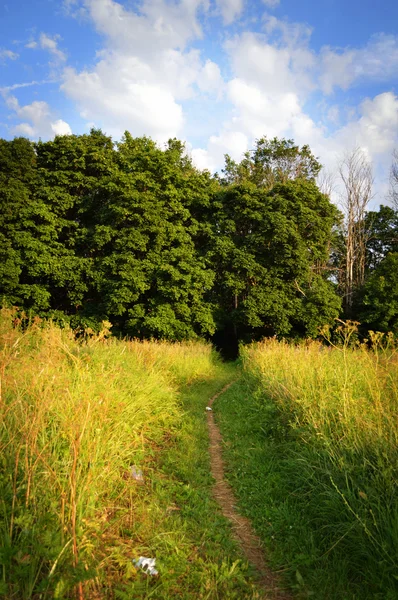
[1,130,396,348]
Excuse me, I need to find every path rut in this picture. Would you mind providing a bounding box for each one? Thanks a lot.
[207,382,293,599]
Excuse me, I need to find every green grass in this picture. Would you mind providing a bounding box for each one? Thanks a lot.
[0,310,261,599]
[214,334,398,599]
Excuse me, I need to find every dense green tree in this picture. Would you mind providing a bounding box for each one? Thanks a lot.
[0,137,45,309]
[33,129,116,322]
[221,137,322,188]
[208,179,341,340]
[358,253,398,335]
[0,131,117,323]
[89,133,216,339]
[0,131,343,343]
[364,205,398,272]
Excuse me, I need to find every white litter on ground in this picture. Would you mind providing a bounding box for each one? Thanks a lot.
[131,465,144,481]
[133,556,158,576]
[205,406,212,411]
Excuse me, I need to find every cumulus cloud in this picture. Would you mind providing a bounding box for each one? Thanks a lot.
[334,93,398,158]
[63,63,184,140]
[197,60,223,95]
[51,119,72,136]
[190,23,316,169]
[83,0,206,54]
[191,130,248,170]
[61,0,223,142]
[2,91,72,139]
[189,17,398,202]
[226,29,315,98]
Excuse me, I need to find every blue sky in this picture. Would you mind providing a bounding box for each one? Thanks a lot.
[1,0,398,203]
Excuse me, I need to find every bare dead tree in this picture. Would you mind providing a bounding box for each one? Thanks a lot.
[389,149,398,209]
[317,168,336,200]
[312,169,338,276]
[338,148,373,312]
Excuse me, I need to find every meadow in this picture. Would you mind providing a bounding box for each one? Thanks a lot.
[0,309,261,599]
[2,308,398,599]
[215,324,398,599]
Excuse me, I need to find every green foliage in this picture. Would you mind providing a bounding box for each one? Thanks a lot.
[209,178,341,339]
[89,133,216,339]
[0,310,262,598]
[216,339,398,599]
[221,137,322,187]
[1,131,341,343]
[0,137,37,306]
[358,253,398,334]
[364,205,398,272]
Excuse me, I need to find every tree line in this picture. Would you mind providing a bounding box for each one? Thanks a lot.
[1,130,397,352]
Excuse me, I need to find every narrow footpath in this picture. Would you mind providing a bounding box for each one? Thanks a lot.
[207,382,293,600]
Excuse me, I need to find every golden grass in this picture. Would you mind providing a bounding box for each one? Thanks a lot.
[242,332,398,458]
[0,309,218,598]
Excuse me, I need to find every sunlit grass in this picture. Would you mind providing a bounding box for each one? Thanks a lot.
[232,326,398,597]
[242,331,398,459]
[1,308,248,599]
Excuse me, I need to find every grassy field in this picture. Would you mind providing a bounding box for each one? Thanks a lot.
[0,309,261,599]
[215,327,398,599]
[4,309,397,599]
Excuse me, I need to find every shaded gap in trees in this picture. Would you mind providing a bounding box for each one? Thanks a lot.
[212,325,239,361]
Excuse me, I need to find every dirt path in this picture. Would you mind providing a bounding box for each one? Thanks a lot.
[207,382,293,599]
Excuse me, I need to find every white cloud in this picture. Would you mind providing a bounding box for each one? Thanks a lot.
[197,59,223,95]
[2,79,53,92]
[334,93,398,159]
[0,49,18,62]
[190,25,316,169]
[216,0,244,25]
[226,30,315,99]
[189,18,398,202]
[84,0,206,54]
[191,147,216,171]
[17,100,51,125]
[39,33,66,62]
[61,0,222,142]
[51,119,72,136]
[191,130,249,171]
[262,0,280,6]
[63,63,184,140]
[25,33,66,62]
[2,90,72,139]
[14,123,36,137]
[320,34,398,94]
[227,78,302,138]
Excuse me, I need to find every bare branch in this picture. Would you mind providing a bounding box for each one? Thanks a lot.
[338,147,374,311]
[317,169,336,199]
[389,149,398,209]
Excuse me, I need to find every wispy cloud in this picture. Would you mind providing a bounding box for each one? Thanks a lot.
[0,49,19,63]
[1,79,55,92]
[39,33,66,62]
[25,33,66,62]
[320,33,398,94]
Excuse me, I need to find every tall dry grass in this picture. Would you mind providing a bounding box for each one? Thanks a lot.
[241,325,398,597]
[243,330,398,460]
[0,309,217,598]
